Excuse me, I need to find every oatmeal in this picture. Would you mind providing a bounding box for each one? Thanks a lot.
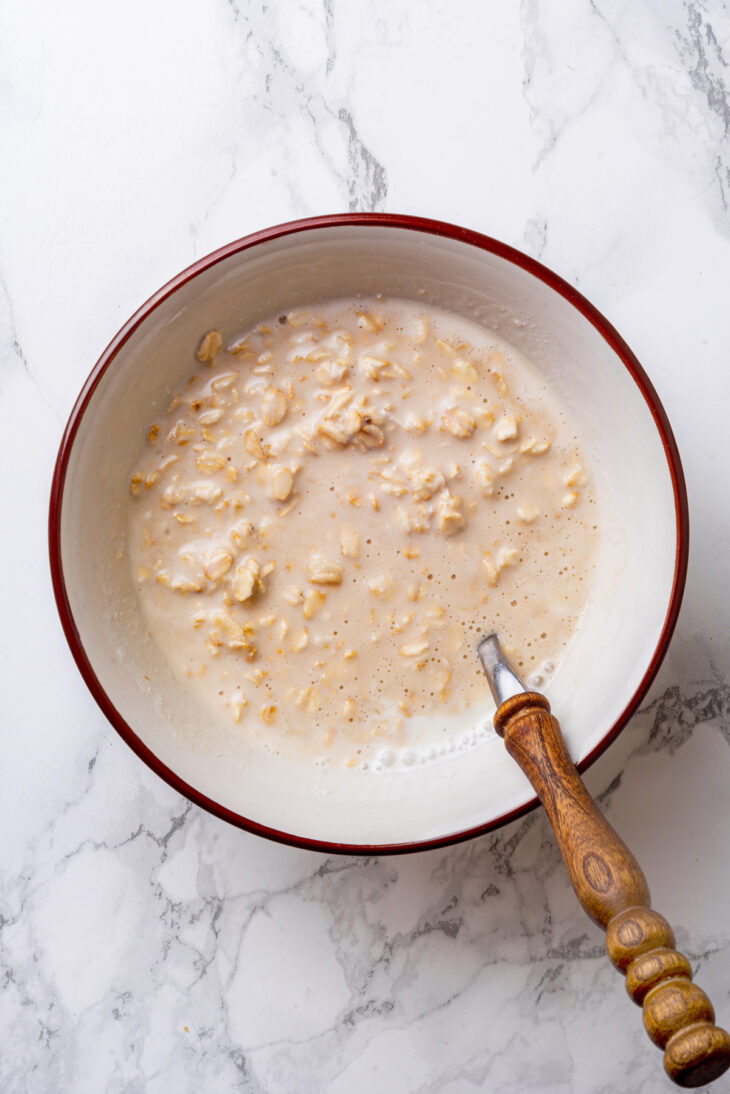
[128,299,598,766]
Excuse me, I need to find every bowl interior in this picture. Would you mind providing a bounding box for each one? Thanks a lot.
[56,223,680,848]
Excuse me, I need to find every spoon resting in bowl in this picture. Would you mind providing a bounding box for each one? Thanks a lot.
[478,634,730,1088]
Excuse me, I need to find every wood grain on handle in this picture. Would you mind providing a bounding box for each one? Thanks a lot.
[494,692,730,1089]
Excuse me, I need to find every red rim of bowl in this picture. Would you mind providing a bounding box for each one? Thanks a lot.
[48,213,689,856]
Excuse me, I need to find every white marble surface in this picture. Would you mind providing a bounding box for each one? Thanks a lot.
[2,1,730,1091]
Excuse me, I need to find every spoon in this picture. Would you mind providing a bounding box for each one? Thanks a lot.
[478,633,730,1088]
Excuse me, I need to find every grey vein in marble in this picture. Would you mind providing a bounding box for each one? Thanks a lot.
[215,0,388,224]
[675,1,730,212]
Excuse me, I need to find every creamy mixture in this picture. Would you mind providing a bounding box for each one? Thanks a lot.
[128,299,598,768]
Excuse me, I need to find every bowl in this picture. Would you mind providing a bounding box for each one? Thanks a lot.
[49,214,688,853]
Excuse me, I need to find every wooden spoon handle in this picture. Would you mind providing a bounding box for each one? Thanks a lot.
[494,692,730,1088]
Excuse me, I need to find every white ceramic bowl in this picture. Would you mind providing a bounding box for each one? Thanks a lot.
[50,214,688,852]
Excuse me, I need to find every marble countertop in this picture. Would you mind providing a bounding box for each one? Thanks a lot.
[2,1,730,1091]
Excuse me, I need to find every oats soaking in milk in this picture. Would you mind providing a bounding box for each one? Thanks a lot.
[128,299,598,769]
